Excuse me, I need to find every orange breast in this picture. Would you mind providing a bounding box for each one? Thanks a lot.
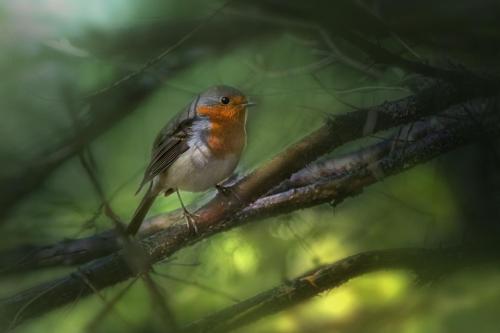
[197,104,247,158]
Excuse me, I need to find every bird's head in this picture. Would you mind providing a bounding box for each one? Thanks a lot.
[196,85,255,122]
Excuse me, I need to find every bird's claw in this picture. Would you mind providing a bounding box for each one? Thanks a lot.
[183,210,199,234]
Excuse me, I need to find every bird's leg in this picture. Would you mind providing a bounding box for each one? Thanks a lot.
[216,183,244,205]
[175,189,199,234]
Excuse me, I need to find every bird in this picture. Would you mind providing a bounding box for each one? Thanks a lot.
[126,85,254,235]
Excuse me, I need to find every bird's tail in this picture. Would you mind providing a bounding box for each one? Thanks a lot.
[127,187,173,235]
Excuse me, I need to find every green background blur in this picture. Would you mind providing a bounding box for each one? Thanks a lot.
[1,1,500,332]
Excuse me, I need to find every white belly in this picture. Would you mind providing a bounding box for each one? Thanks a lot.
[159,141,240,192]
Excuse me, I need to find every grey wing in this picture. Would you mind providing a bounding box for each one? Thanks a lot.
[136,96,200,193]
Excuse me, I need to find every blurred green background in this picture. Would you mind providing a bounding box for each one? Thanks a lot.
[1,1,500,332]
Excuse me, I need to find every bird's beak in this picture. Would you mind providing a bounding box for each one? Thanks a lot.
[243,101,257,108]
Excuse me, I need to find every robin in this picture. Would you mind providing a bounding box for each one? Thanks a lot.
[126,85,254,235]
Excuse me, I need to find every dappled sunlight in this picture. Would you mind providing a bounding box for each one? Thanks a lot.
[2,1,500,332]
[232,242,259,275]
[241,271,412,332]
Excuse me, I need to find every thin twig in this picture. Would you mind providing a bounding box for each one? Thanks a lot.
[85,0,233,98]
[85,277,139,332]
[154,271,240,303]
[142,273,178,332]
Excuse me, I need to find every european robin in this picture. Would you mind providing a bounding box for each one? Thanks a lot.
[126,85,254,234]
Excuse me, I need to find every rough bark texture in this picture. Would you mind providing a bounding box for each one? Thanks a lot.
[0,79,487,275]
[1,92,498,329]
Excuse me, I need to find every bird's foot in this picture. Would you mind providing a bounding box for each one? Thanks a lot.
[182,209,199,234]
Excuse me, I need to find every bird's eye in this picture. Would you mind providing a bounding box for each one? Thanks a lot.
[220,96,230,104]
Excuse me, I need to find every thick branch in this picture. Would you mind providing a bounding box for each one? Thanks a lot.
[214,97,500,228]
[182,244,500,333]
[0,92,498,329]
[0,79,484,275]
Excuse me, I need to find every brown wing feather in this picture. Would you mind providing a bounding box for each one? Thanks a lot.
[136,96,200,193]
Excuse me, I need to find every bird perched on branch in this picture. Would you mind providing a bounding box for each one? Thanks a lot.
[126,85,254,235]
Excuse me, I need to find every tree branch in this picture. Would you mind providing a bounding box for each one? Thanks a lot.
[0,89,498,329]
[182,244,500,333]
[0,80,494,276]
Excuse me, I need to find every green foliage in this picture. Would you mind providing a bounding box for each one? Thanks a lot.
[1,1,499,332]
